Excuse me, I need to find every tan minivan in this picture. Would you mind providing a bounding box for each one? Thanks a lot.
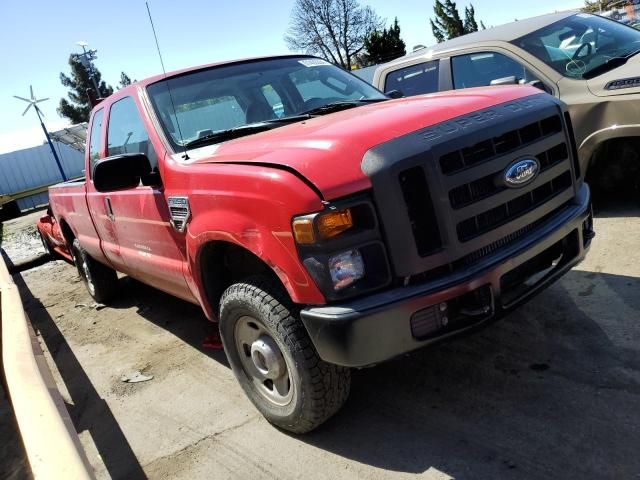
[366,12,640,193]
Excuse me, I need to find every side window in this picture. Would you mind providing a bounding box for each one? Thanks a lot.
[107,97,158,170]
[88,108,104,175]
[452,52,540,89]
[384,61,440,96]
[261,85,284,118]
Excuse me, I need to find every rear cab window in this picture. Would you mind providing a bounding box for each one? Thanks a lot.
[384,60,440,95]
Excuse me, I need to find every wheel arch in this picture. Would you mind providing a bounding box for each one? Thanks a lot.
[583,135,640,196]
[580,125,640,174]
[189,233,324,321]
[58,218,76,247]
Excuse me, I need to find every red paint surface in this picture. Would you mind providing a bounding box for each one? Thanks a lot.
[47,58,544,318]
[37,214,73,262]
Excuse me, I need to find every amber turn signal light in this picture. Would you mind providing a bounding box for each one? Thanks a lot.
[318,209,353,240]
[292,218,315,244]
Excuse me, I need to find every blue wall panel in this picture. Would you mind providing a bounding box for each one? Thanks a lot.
[0,142,84,210]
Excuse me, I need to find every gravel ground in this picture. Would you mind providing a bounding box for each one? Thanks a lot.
[3,203,640,480]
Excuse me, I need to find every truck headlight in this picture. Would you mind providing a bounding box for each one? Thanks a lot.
[292,195,390,301]
[328,249,365,290]
[292,208,354,245]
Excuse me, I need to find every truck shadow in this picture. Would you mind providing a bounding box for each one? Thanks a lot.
[106,276,229,367]
[12,248,640,478]
[12,273,148,480]
[296,268,640,478]
[90,265,640,478]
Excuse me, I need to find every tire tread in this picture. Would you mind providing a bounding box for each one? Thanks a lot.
[219,275,350,433]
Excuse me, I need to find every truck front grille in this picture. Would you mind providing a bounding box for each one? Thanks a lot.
[366,96,581,281]
[439,115,562,175]
[455,170,572,242]
[448,142,568,209]
[399,167,442,256]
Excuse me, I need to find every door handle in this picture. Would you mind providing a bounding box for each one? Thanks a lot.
[105,197,115,221]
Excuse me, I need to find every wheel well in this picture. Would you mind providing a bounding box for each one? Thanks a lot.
[59,219,75,247]
[199,241,280,316]
[586,137,640,194]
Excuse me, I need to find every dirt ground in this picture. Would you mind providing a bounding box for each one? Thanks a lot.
[2,202,640,479]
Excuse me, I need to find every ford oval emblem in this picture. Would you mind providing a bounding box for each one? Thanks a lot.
[504,158,539,188]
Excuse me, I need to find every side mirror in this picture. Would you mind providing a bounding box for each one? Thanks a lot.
[528,79,553,94]
[385,89,404,99]
[490,76,519,86]
[93,153,152,192]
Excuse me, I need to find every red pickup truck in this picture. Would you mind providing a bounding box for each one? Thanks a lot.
[48,55,593,433]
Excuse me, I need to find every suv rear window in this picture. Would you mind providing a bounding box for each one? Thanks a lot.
[384,60,439,96]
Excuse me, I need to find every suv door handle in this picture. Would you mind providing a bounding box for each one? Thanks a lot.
[105,197,115,221]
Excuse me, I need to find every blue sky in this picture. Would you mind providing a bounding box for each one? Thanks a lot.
[0,0,582,152]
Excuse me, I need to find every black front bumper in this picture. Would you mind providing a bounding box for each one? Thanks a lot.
[300,184,593,368]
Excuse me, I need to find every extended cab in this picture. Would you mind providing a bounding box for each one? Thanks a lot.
[48,55,593,433]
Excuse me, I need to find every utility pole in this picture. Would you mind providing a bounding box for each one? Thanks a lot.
[73,41,101,95]
[13,86,68,182]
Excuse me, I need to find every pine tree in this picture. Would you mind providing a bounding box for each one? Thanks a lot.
[463,5,478,33]
[118,72,136,89]
[430,0,483,43]
[58,55,113,124]
[583,0,612,12]
[360,18,407,66]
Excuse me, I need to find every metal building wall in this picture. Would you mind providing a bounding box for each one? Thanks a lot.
[0,142,84,210]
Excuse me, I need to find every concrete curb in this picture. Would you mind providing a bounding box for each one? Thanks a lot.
[0,257,95,479]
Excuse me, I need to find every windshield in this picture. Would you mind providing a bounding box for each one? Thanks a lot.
[513,13,640,80]
[146,57,386,150]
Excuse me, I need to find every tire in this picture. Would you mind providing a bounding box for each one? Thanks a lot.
[219,275,350,433]
[72,238,118,303]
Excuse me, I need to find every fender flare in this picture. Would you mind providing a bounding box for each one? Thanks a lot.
[185,211,325,319]
[579,123,640,172]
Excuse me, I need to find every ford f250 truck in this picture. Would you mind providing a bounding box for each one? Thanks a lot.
[48,55,594,433]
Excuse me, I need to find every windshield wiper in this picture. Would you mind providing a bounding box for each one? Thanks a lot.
[300,99,388,116]
[583,49,640,80]
[184,123,282,148]
[183,100,388,148]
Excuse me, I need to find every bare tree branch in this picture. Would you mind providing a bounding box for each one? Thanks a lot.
[284,0,383,70]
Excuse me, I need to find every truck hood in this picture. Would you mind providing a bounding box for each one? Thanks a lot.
[586,54,640,97]
[184,86,543,200]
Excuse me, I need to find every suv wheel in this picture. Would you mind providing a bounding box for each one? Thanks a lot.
[219,276,350,433]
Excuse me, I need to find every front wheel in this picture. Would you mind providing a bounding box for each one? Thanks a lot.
[219,276,350,433]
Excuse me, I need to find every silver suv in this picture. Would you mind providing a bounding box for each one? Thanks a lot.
[366,12,640,193]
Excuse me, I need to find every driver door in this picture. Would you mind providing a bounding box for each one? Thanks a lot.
[101,95,194,302]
